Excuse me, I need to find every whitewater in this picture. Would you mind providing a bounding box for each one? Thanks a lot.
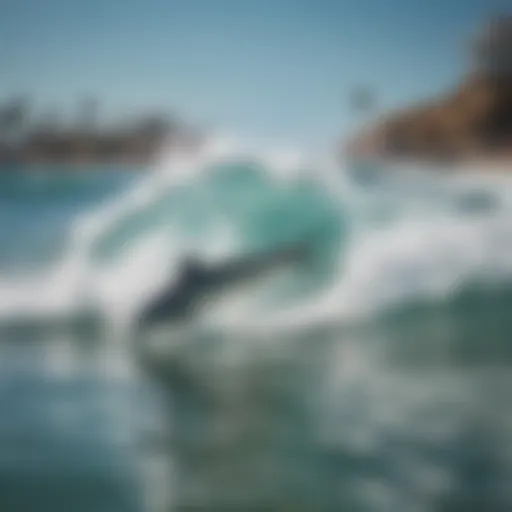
[1,137,512,511]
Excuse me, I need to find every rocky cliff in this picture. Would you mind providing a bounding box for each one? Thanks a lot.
[348,73,512,162]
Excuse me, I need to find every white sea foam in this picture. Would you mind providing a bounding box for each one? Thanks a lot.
[2,137,512,338]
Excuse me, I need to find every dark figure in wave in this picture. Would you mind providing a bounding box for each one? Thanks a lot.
[138,242,308,329]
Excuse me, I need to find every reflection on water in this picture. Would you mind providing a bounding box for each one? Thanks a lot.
[2,314,512,511]
[137,314,512,511]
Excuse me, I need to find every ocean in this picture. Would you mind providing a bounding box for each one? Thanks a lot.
[1,141,512,511]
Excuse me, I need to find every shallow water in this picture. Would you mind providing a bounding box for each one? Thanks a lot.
[1,145,512,511]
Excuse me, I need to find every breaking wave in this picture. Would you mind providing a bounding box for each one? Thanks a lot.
[3,138,512,510]
[2,138,512,335]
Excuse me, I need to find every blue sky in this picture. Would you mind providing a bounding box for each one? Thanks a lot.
[1,0,502,151]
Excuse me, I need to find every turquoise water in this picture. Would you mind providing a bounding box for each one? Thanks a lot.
[1,150,512,511]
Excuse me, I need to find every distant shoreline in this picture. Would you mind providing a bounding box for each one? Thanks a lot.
[0,161,149,171]
[0,98,206,169]
[0,138,166,168]
[0,136,206,169]
[0,156,159,168]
